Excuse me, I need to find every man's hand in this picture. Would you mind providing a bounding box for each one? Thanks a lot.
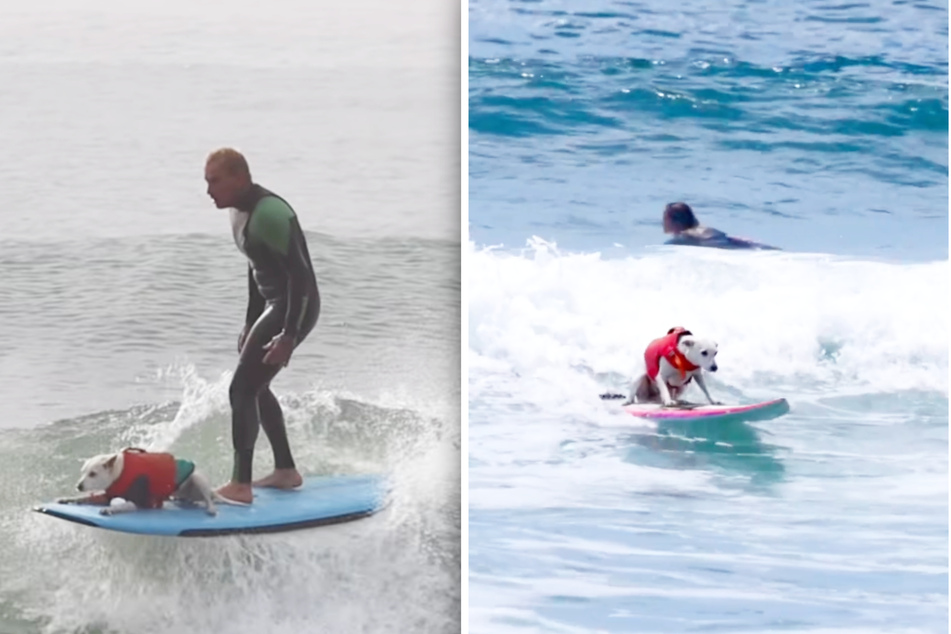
[263,333,295,367]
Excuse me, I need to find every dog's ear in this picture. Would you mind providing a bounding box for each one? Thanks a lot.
[681,338,694,347]
[105,455,118,470]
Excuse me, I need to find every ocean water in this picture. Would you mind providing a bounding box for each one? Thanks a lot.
[0,2,460,633]
[467,0,948,632]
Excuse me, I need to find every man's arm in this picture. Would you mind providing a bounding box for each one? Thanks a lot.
[253,200,313,339]
[279,225,314,339]
[245,264,266,326]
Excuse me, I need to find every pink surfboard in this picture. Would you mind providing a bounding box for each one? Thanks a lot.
[622,398,789,423]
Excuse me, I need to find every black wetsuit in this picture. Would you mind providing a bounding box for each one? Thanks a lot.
[229,184,320,483]
[665,226,780,251]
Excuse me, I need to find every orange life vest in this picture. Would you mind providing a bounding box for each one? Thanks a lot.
[644,327,698,382]
[104,449,178,509]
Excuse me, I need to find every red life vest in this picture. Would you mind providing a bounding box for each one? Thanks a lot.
[644,327,698,382]
[104,449,178,509]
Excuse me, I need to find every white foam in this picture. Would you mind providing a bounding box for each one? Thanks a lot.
[469,238,949,400]
[4,362,459,634]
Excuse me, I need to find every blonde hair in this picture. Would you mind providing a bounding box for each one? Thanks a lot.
[206,147,251,180]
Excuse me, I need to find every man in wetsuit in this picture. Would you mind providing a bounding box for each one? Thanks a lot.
[204,148,320,504]
[663,202,780,251]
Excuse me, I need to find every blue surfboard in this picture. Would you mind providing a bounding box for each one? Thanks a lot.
[33,473,390,537]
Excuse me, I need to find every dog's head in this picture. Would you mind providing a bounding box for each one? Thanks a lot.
[678,335,718,372]
[76,452,125,492]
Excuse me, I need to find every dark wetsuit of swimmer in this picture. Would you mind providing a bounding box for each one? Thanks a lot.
[666,226,780,251]
[229,184,320,484]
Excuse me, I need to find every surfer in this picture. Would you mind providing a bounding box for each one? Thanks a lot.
[204,148,321,504]
[663,202,780,251]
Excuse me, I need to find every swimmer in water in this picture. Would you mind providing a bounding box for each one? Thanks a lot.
[663,202,780,251]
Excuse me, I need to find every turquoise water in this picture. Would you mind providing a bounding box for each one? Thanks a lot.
[468,0,948,632]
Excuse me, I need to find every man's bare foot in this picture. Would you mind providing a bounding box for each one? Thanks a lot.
[215,481,254,504]
[252,468,303,489]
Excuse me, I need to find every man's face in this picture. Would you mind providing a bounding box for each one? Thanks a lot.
[205,160,247,209]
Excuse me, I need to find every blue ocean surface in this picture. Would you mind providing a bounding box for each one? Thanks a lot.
[468,0,948,632]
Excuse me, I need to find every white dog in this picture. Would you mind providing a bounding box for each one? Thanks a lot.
[57,447,245,516]
[629,327,721,407]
